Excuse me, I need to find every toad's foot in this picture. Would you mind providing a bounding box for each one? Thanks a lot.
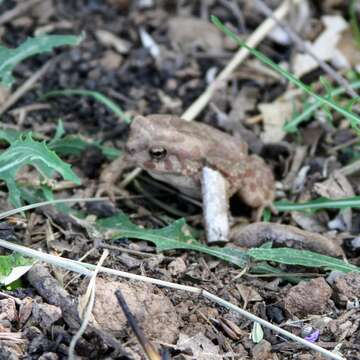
[96,156,130,201]
[253,201,278,222]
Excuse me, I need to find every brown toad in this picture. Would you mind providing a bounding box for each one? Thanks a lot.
[125,114,275,213]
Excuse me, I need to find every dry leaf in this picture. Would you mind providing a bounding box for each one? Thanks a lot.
[259,101,293,143]
[293,15,348,77]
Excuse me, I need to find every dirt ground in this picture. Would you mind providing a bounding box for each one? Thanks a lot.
[0,0,360,359]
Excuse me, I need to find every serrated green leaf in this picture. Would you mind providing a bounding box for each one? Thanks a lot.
[51,119,66,142]
[0,134,81,207]
[0,125,120,160]
[0,34,83,87]
[0,128,28,144]
[98,213,248,267]
[0,253,34,285]
[249,248,360,273]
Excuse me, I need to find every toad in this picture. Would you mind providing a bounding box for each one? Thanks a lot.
[124,114,275,216]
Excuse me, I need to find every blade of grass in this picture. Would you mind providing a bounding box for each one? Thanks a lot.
[249,248,360,273]
[275,196,360,212]
[211,16,360,132]
[42,89,131,123]
[284,80,360,133]
[350,0,360,49]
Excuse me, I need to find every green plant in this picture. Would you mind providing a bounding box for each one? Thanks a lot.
[98,213,248,268]
[211,16,360,133]
[0,34,83,87]
[0,134,80,207]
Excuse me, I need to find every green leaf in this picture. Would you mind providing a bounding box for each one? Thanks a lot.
[251,323,264,344]
[42,89,132,123]
[0,253,34,286]
[350,0,360,49]
[211,16,360,133]
[275,196,360,212]
[249,248,360,273]
[98,213,248,267]
[0,34,83,87]
[0,128,26,144]
[0,125,120,160]
[0,134,81,207]
[51,119,66,142]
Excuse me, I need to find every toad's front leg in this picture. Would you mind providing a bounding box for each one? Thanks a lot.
[96,156,132,200]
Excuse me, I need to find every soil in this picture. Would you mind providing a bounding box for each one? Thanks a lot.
[0,0,360,359]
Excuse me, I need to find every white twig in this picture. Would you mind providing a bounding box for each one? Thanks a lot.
[182,0,301,121]
[0,239,345,360]
[68,250,108,360]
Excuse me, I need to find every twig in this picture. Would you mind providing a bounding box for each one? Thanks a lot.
[255,0,358,99]
[0,61,52,117]
[115,289,162,360]
[68,250,109,360]
[340,158,360,176]
[0,240,345,360]
[0,0,44,26]
[182,0,301,121]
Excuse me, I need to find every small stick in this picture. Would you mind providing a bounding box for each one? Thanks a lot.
[0,0,44,26]
[68,250,109,360]
[115,289,162,360]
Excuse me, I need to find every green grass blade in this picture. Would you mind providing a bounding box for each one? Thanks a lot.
[284,81,360,133]
[350,0,360,49]
[249,248,360,273]
[211,16,360,132]
[42,89,131,123]
[275,196,360,212]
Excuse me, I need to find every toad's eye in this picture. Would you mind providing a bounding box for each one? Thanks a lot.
[149,147,167,161]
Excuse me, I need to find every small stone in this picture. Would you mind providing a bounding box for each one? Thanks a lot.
[38,353,59,360]
[0,298,17,322]
[333,272,360,305]
[32,303,62,329]
[100,50,123,70]
[168,257,187,275]
[284,278,332,316]
[251,340,272,359]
